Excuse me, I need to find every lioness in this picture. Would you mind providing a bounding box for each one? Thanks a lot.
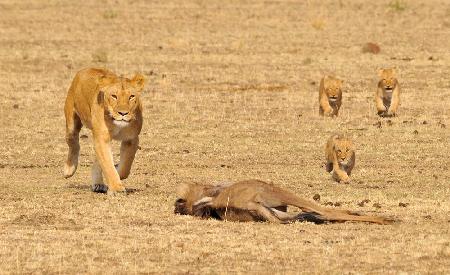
[325,134,355,183]
[319,76,343,117]
[175,179,391,224]
[376,68,400,117]
[63,68,145,194]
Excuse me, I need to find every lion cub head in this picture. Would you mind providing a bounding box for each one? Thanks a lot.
[333,136,354,165]
[98,73,145,126]
[378,68,397,91]
[323,76,343,102]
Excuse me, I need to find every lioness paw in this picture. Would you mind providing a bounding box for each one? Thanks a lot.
[92,184,108,193]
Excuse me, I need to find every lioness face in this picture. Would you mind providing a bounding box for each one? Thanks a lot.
[101,74,145,125]
[334,139,353,165]
[378,68,396,90]
[325,78,343,102]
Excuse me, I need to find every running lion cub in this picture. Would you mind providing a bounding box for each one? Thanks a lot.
[175,179,391,224]
[325,134,355,183]
[63,68,145,194]
[376,68,400,117]
[319,76,343,117]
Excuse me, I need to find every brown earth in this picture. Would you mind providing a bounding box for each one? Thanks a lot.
[0,0,449,273]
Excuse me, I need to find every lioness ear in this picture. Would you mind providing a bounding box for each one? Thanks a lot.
[131,73,145,91]
[177,183,191,198]
[97,74,116,87]
[377,69,384,78]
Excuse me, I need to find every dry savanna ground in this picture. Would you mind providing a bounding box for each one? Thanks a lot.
[0,0,449,273]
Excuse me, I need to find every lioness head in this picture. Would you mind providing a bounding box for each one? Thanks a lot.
[333,137,354,165]
[324,76,343,102]
[378,68,397,91]
[98,73,145,126]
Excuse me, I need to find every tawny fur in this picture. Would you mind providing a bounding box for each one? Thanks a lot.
[63,68,145,194]
[319,76,343,117]
[175,180,391,224]
[325,135,355,183]
[375,68,400,117]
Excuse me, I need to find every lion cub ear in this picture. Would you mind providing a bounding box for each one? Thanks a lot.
[131,73,146,91]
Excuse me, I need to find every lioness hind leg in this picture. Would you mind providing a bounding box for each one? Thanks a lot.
[64,103,82,178]
[91,160,108,193]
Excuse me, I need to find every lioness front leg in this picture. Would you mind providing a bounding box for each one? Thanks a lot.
[91,160,108,193]
[116,137,139,180]
[93,134,125,194]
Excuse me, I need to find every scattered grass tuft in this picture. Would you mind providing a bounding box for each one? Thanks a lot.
[311,18,326,30]
[388,0,407,11]
[103,10,118,19]
[92,49,108,63]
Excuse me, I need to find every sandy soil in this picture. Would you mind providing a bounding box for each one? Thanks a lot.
[0,0,449,273]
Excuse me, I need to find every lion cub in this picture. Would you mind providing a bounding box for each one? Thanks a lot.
[376,68,400,117]
[319,76,343,117]
[325,135,355,183]
[64,68,145,194]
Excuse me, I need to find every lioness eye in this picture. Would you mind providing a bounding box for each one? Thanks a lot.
[111,95,117,100]
[129,95,135,100]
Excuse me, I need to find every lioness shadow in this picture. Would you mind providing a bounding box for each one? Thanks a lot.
[67,183,142,194]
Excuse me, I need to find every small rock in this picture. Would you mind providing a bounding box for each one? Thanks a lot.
[413,130,419,135]
[423,215,432,220]
[13,104,19,109]
[182,149,190,154]
[313,194,320,201]
[372,203,382,209]
[362,42,381,54]
[333,202,341,207]
[398,202,409,207]
[309,80,316,86]
[422,120,428,125]
[324,202,334,206]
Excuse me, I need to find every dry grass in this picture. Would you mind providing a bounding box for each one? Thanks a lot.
[0,0,449,273]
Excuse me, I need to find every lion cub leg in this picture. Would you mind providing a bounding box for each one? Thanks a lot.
[116,137,139,180]
[331,156,350,183]
[386,87,400,117]
[64,101,82,178]
[375,88,387,116]
[93,134,125,194]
